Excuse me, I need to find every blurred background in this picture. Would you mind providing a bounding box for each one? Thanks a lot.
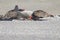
[0,0,60,15]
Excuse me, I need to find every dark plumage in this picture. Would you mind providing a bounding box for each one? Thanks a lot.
[31,10,48,20]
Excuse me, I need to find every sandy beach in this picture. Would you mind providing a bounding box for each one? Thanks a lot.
[0,0,60,15]
[0,0,60,40]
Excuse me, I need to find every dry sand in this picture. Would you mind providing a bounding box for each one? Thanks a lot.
[0,0,60,15]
